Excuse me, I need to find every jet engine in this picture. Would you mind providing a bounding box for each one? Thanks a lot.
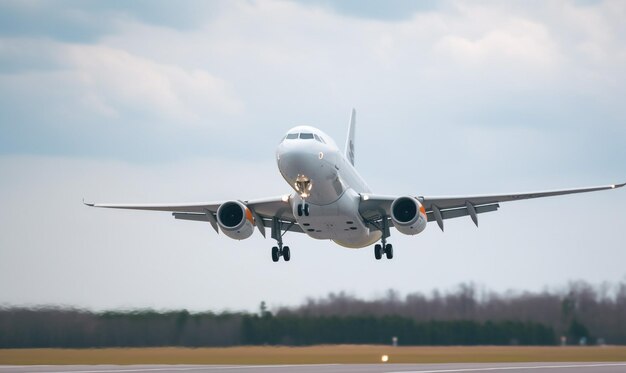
[216,201,255,240]
[390,196,427,235]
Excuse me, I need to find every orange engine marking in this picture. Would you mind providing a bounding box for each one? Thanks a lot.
[245,208,254,224]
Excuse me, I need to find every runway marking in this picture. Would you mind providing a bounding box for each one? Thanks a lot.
[29,364,339,373]
[387,362,626,373]
[0,368,52,370]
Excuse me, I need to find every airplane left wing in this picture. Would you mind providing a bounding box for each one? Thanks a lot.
[84,195,302,236]
[359,182,625,231]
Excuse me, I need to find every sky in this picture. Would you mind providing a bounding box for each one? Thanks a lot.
[0,0,625,312]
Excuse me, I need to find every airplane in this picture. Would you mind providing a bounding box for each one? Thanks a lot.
[85,109,624,262]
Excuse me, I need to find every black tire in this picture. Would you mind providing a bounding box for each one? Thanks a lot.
[385,244,393,259]
[283,246,291,261]
[304,204,310,216]
[374,244,382,260]
[271,246,279,262]
[297,204,302,217]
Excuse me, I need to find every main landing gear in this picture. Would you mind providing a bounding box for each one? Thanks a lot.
[372,215,393,260]
[271,217,294,263]
[272,245,290,262]
[374,242,393,260]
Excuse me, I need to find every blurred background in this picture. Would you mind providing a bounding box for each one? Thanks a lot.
[0,0,625,347]
[2,281,625,347]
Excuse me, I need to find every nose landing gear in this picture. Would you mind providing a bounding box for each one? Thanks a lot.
[294,176,311,217]
[297,200,310,217]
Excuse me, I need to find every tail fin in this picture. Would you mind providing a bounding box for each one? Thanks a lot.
[345,108,356,166]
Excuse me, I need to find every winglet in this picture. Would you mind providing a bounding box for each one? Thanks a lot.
[83,198,94,207]
[344,108,356,166]
[611,182,626,189]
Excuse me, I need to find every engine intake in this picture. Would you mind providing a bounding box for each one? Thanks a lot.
[390,196,427,235]
[216,201,255,240]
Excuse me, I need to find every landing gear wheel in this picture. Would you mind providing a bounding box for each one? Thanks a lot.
[374,244,382,260]
[283,246,291,261]
[385,244,393,259]
[271,246,279,262]
[297,204,303,217]
[303,204,310,216]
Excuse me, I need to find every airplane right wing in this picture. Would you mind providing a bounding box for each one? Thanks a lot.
[359,182,625,231]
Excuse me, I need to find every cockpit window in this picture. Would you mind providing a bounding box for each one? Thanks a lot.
[314,134,323,143]
[299,133,314,140]
[286,133,298,139]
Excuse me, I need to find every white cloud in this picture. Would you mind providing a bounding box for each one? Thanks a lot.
[0,37,243,130]
[6,0,619,139]
[63,44,243,124]
[434,20,560,70]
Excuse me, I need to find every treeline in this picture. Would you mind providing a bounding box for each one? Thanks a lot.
[243,315,554,345]
[0,309,241,348]
[0,309,554,348]
[276,281,626,344]
[1,280,624,347]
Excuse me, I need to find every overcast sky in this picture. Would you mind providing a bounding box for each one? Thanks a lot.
[1,0,625,312]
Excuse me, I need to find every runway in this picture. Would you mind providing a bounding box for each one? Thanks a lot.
[1,363,626,373]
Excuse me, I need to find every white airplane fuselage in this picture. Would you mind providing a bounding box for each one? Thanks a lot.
[276,125,381,248]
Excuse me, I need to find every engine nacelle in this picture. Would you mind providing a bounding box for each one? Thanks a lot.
[390,196,427,235]
[216,201,255,240]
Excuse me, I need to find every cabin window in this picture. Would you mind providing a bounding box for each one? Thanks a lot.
[300,133,314,140]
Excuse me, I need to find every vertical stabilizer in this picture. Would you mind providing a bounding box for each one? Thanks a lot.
[345,108,356,166]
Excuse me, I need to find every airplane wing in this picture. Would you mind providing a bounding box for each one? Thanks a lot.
[359,182,625,231]
[84,195,303,236]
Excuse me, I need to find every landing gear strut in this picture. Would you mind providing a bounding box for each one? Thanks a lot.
[372,215,393,260]
[271,217,293,262]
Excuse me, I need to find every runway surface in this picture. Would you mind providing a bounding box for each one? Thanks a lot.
[2,363,626,373]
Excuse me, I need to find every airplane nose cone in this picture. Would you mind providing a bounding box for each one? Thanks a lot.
[278,147,317,178]
[276,138,338,203]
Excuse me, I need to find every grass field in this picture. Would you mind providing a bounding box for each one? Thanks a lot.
[1,346,626,365]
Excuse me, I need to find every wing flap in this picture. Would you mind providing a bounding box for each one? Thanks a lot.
[172,212,304,234]
[173,212,211,222]
[426,203,499,222]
